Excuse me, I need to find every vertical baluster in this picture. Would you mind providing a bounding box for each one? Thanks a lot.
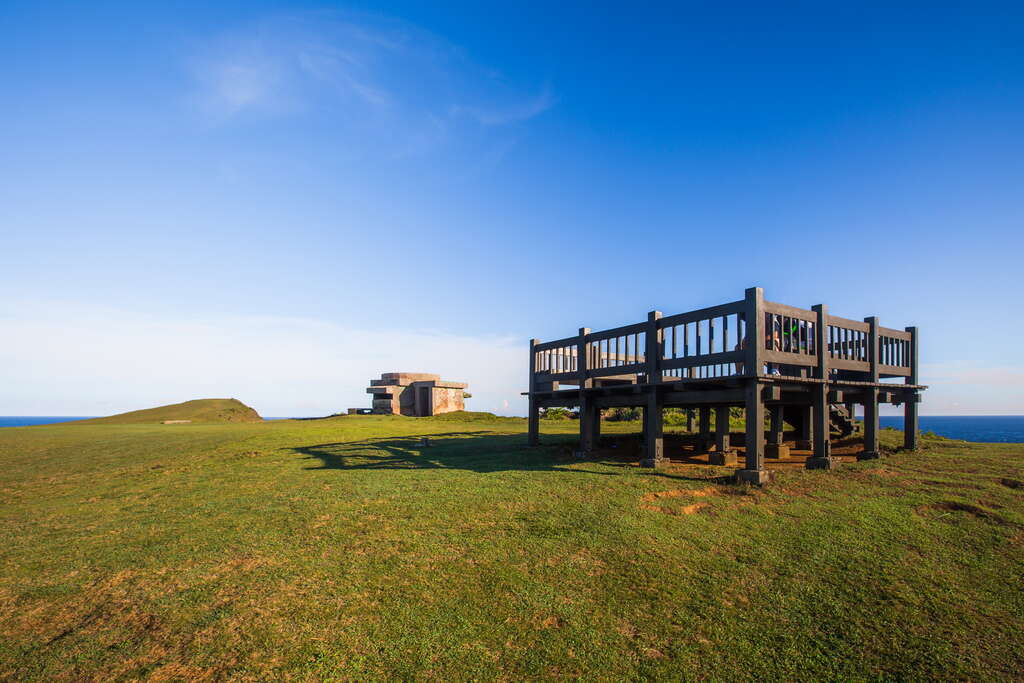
[709,318,716,376]
[723,315,729,376]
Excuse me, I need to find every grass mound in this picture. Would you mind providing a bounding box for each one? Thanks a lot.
[72,398,263,425]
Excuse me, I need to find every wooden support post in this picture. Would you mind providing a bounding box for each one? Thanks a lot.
[642,391,664,467]
[738,287,769,483]
[807,303,836,469]
[528,339,539,446]
[861,316,880,460]
[579,399,599,455]
[710,406,736,466]
[795,405,813,450]
[766,404,790,460]
[743,286,764,379]
[768,405,783,445]
[577,328,593,454]
[686,409,694,433]
[904,326,920,450]
[640,311,665,467]
[699,406,712,451]
[645,310,663,385]
[738,380,769,483]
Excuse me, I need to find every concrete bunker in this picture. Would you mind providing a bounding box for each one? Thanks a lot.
[359,372,469,416]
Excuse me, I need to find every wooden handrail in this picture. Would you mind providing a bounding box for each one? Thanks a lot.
[530,287,918,384]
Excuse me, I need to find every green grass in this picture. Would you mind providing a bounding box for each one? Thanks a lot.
[1,413,1022,680]
[73,398,263,425]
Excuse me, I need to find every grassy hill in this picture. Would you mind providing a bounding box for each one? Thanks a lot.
[0,414,1021,679]
[73,398,263,425]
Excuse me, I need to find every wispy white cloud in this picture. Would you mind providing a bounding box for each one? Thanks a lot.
[908,361,1024,415]
[923,362,1024,387]
[0,302,526,418]
[450,83,557,126]
[186,11,554,155]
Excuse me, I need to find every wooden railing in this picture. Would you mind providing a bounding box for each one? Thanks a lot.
[657,300,746,379]
[530,287,917,388]
[762,301,818,369]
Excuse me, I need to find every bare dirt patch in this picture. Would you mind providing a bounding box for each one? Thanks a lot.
[640,487,721,515]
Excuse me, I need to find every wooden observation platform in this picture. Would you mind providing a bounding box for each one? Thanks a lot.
[526,287,924,484]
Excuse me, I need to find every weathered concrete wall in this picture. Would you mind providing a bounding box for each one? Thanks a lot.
[430,386,465,415]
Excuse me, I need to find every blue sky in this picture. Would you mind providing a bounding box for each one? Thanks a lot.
[1,1,1022,417]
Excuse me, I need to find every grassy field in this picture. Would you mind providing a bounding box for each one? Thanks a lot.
[1,412,1022,680]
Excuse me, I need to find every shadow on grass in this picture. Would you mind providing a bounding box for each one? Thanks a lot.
[291,431,730,483]
[292,431,594,474]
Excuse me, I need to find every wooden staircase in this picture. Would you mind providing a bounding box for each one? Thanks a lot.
[782,405,858,438]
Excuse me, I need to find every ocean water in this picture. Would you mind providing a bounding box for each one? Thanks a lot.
[878,416,1024,443]
[0,416,96,427]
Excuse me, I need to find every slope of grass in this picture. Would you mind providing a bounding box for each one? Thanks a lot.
[73,398,263,425]
[0,414,1021,680]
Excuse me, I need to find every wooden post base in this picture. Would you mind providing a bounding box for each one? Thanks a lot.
[736,468,772,485]
[709,450,737,466]
[765,444,791,460]
[806,456,840,470]
[641,456,667,469]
